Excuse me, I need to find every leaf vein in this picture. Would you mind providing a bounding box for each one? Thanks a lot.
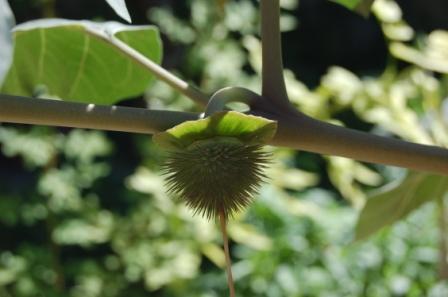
[37,29,46,82]
[69,34,90,98]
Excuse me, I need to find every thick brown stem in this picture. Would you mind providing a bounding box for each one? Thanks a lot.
[219,210,236,297]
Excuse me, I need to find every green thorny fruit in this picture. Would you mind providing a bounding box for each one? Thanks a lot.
[153,111,277,219]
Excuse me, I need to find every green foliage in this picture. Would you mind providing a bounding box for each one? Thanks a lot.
[2,125,447,296]
[0,0,14,84]
[1,19,162,104]
[390,30,448,74]
[104,0,131,23]
[332,0,362,9]
[317,0,448,236]
[356,172,448,240]
[0,126,58,167]
[188,189,448,297]
[330,0,375,16]
[373,0,414,41]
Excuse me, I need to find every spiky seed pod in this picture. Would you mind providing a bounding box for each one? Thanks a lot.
[153,111,277,220]
[162,137,271,219]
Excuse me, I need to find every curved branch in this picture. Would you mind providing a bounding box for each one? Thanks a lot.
[268,110,448,175]
[204,87,262,117]
[260,0,290,109]
[0,94,199,134]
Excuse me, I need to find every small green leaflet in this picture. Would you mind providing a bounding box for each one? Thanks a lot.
[330,0,376,17]
[355,172,448,240]
[1,19,162,105]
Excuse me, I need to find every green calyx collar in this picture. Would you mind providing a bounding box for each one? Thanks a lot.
[153,111,277,150]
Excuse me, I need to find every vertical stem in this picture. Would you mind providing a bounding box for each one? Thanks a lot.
[44,154,65,291]
[260,0,290,108]
[438,197,448,279]
[42,0,56,18]
[46,213,65,291]
[219,210,236,297]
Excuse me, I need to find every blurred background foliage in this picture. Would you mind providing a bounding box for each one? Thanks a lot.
[1,0,448,296]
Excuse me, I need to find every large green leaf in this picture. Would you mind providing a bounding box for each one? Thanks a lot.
[1,19,162,105]
[153,111,277,150]
[355,172,448,240]
[331,0,376,17]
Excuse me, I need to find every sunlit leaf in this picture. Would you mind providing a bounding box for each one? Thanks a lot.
[372,0,402,22]
[53,212,114,247]
[321,66,362,106]
[332,0,360,9]
[1,19,162,105]
[390,32,448,74]
[228,222,272,250]
[382,23,414,41]
[201,243,225,268]
[0,127,56,168]
[0,253,26,286]
[149,8,196,44]
[105,0,132,23]
[64,130,112,163]
[268,166,319,191]
[355,172,448,240]
[327,156,382,208]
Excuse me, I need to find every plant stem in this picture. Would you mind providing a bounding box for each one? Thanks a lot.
[0,93,198,133]
[1,93,447,175]
[103,34,209,107]
[355,0,376,17]
[205,87,262,117]
[270,110,448,175]
[43,154,65,291]
[260,0,290,109]
[438,196,448,279]
[219,210,236,297]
